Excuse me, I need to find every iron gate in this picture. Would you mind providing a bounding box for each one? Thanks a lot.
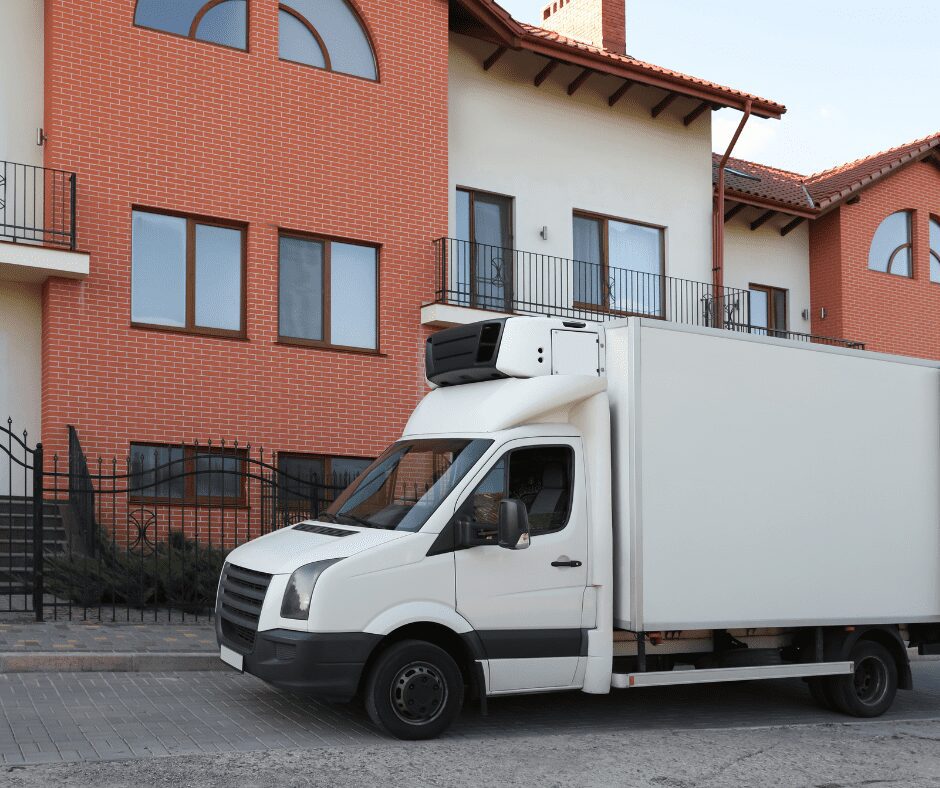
[1,420,352,622]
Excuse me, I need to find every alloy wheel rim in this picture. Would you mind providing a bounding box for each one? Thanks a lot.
[390,661,448,725]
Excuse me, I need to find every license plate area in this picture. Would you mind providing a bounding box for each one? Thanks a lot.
[220,644,244,672]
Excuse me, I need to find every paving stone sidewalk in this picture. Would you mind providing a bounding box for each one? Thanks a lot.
[0,621,216,654]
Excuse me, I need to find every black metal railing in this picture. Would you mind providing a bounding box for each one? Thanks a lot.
[433,238,863,350]
[0,160,76,249]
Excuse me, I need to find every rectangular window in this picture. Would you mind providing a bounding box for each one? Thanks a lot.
[455,188,514,311]
[749,284,788,338]
[129,443,247,506]
[278,233,378,351]
[572,212,665,317]
[276,453,373,510]
[131,210,245,336]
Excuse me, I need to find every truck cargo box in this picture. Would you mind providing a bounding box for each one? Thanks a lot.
[606,319,940,631]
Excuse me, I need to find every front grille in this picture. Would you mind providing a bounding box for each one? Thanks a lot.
[218,563,272,654]
[293,522,356,537]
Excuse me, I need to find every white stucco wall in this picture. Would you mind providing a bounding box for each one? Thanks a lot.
[0,0,44,167]
[723,219,812,334]
[0,283,42,495]
[448,34,714,293]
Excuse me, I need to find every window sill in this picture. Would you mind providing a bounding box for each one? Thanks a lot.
[131,322,248,341]
[276,337,385,357]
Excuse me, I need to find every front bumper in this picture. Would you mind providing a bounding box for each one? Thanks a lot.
[217,626,381,701]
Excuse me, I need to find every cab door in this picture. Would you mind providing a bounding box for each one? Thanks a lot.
[453,437,588,692]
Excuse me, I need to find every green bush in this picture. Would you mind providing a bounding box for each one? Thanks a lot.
[46,529,227,614]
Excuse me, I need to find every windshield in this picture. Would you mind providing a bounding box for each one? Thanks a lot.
[320,438,492,532]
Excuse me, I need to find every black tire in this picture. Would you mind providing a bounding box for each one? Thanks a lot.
[807,676,841,711]
[364,639,465,740]
[831,641,898,718]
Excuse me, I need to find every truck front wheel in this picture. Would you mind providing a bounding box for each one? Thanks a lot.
[364,639,465,740]
[832,641,898,718]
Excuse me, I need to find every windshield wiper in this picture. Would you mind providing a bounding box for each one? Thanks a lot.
[317,512,338,523]
[335,512,380,530]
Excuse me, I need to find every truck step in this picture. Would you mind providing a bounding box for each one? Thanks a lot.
[611,661,854,689]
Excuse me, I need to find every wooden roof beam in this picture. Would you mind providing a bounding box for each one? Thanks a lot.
[750,210,777,231]
[780,216,806,236]
[651,92,678,118]
[724,203,746,223]
[533,58,559,87]
[483,46,508,71]
[607,80,634,107]
[683,101,712,127]
[567,68,593,96]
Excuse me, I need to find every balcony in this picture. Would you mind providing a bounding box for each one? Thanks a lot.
[0,160,87,282]
[424,237,863,350]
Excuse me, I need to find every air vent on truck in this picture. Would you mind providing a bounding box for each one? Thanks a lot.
[425,319,509,387]
[293,523,356,537]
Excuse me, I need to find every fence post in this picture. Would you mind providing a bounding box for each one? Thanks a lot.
[32,443,44,622]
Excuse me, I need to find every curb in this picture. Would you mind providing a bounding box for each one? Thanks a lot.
[0,651,229,673]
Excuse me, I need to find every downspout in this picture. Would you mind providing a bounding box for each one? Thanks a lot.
[712,99,752,327]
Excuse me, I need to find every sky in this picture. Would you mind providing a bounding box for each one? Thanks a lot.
[496,0,939,175]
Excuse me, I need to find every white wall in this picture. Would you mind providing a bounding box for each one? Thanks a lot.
[449,35,714,292]
[0,283,42,495]
[723,219,812,334]
[0,0,44,167]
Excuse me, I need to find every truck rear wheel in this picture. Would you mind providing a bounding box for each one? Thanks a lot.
[832,641,898,718]
[364,639,464,740]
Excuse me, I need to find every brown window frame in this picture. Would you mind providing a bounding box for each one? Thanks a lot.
[128,442,248,508]
[455,186,515,311]
[572,210,666,317]
[133,0,251,53]
[131,208,247,339]
[748,283,788,337]
[929,215,940,285]
[867,210,914,279]
[277,230,381,354]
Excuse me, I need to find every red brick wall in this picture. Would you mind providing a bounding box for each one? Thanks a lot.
[541,0,626,54]
[810,160,940,359]
[41,0,448,464]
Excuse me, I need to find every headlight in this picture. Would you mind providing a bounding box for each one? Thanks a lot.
[280,559,342,620]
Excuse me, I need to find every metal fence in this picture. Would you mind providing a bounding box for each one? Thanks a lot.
[1,422,354,622]
[433,237,864,350]
[0,160,77,249]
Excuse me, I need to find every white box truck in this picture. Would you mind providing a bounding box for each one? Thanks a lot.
[215,317,940,739]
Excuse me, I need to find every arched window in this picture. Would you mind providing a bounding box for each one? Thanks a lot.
[868,210,912,277]
[930,216,940,284]
[278,0,378,81]
[134,0,248,51]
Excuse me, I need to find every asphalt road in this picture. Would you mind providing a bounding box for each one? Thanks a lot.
[1,660,939,786]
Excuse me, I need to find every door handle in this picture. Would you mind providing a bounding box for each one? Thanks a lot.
[551,559,582,568]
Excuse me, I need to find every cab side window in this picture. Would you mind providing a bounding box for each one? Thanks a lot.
[463,446,573,535]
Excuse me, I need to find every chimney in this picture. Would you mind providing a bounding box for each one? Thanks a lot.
[540,0,626,55]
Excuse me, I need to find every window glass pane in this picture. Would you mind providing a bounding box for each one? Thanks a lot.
[281,0,377,80]
[471,195,512,310]
[330,242,377,349]
[573,216,603,306]
[868,211,911,275]
[466,460,507,526]
[509,446,573,534]
[279,236,324,341]
[194,452,243,499]
[608,221,663,315]
[132,211,186,327]
[931,219,940,283]
[454,190,472,305]
[195,0,247,49]
[135,0,206,36]
[129,444,185,499]
[278,455,325,507]
[749,288,769,334]
[772,289,787,334]
[278,8,327,67]
[195,224,242,331]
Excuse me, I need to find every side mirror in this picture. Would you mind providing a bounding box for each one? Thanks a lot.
[498,498,530,550]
